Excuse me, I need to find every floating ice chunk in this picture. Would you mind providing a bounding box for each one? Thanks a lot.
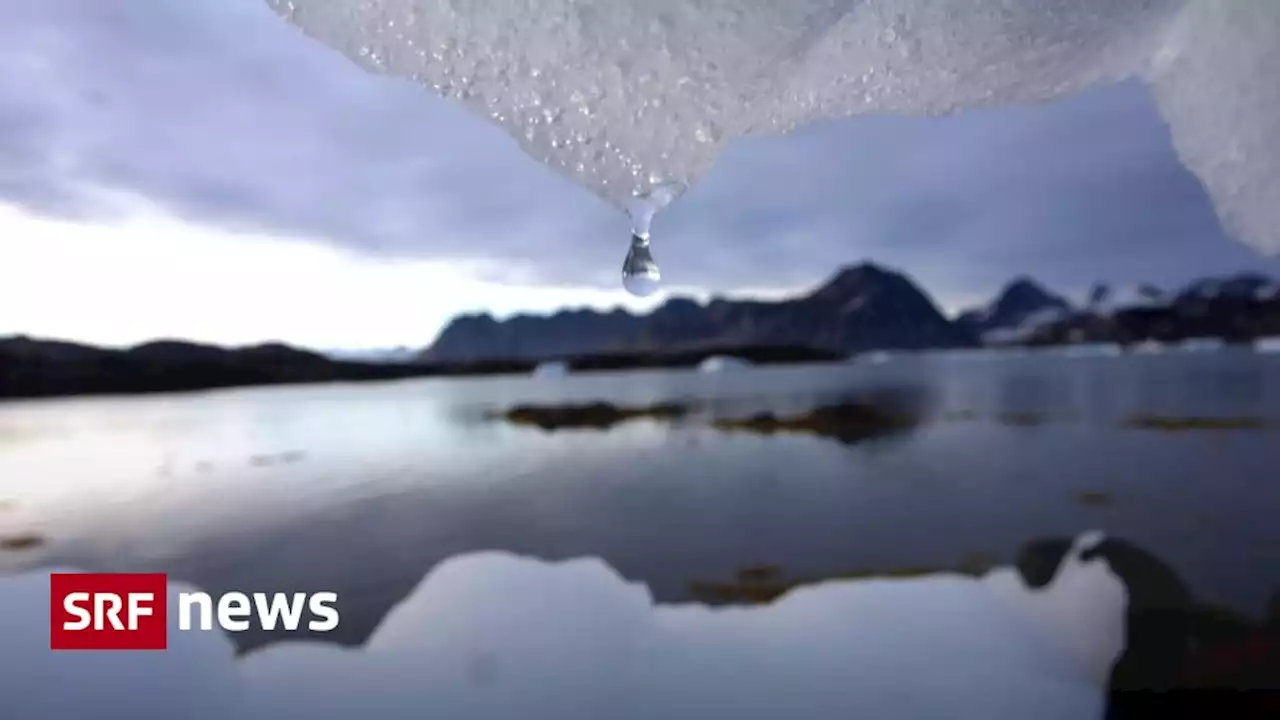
[532,360,569,377]
[1177,337,1225,353]
[697,355,750,372]
[265,0,1280,254]
[1131,339,1165,355]
[859,350,895,364]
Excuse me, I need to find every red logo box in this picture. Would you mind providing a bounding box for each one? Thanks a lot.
[50,573,168,650]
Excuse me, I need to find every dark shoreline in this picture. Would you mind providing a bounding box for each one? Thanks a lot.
[0,337,842,401]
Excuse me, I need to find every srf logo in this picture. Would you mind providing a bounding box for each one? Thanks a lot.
[50,573,168,650]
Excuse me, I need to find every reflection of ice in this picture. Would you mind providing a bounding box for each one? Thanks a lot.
[0,532,1124,719]
[267,0,1280,255]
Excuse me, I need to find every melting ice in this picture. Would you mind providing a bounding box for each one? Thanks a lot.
[264,0,1280,264]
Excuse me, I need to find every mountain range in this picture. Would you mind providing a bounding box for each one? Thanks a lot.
[425,263,972,362]
[423,263,1280,362]
[0,338,439,400]
[4,262,1278,400]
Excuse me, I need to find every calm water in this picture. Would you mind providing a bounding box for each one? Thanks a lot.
[1,349,1277,718]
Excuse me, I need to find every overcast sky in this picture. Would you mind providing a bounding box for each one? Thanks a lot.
[1,0,1277,350]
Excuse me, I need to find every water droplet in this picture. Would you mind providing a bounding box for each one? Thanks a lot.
[622,234,661,297]
[618,183,683,297]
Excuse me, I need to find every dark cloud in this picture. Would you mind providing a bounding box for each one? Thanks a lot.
[1,0,1276,308]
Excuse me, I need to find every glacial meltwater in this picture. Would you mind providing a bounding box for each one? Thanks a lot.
[1,349,1278,718]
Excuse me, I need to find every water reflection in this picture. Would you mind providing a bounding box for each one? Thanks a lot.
[5,531,1275,719]
[1,533,1123,720]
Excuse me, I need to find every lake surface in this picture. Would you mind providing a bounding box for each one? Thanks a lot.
[1,348,1277,718]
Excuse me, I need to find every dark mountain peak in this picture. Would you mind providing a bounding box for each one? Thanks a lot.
[999,276,1050,299]
[238,343,331,364]
[657,297,702,313]
[128,339,220,353]
[994,277,1069,312]
[650,297,705,323]
[805,262,906,305]
[833,260,891,277]
[818,261,895,287]
[0,335,110,362]
[957,276,1070,337]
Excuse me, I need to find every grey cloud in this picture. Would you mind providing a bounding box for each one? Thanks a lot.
[658,80,1280,301]
[0,0,618,270]
[0,0,1276,306]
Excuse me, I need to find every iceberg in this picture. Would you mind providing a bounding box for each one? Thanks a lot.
[264,0,1280,256]
[697,355,750,372]
[532,360,570,377]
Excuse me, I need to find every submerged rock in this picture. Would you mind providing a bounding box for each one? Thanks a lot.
[499,401,692,430]
[0,533,45,551]
[1123,414,1268,432]
[711,401,917,445]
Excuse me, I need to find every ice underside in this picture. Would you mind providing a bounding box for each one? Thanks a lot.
[265,0,1280,254]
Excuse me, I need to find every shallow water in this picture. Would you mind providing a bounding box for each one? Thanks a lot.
[0,349,1277,717]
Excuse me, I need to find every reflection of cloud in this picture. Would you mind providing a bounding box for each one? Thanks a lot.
[0,385,494,575]
[2,533,1125,719]
[0,570,240,718]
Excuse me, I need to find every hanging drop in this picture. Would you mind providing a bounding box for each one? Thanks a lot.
[622,233,661,297]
